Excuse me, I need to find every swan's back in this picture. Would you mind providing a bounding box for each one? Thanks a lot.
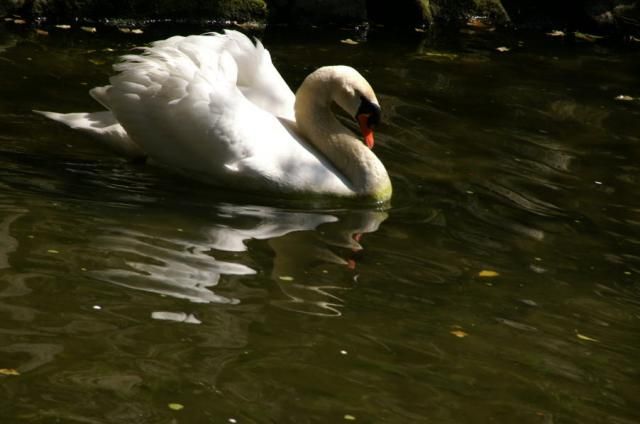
[110,31,295,118]
[98,31,307,183]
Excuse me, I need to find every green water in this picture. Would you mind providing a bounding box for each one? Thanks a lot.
[1,26,639,423]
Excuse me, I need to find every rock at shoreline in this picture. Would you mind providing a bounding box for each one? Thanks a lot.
[269,0,509,27]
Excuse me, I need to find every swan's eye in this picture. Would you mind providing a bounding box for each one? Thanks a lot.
[356,96,381,128]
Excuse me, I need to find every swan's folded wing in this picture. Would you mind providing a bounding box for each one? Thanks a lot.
[144,31,295,119]
[100,34,292,184]
[221,30,296,120]
[104,43,235,170]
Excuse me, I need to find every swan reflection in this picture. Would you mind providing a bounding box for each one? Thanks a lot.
[269,209,387,316]
[88,204,387,315]
[0,173,387,318]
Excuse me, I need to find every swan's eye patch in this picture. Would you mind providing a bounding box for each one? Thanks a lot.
[356,96,381,128]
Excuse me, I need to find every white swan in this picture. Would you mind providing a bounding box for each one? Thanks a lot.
[35,30,392,202]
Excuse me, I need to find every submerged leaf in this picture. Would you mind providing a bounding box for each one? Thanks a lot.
[278,276,294,281]
[450,329,468,338]
[467,17,494,31]
[576,331,599,342]
[421,51,458,60]
[0,368,20,376]
[168,403,184,411]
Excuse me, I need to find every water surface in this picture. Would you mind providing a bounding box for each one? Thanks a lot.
[1,26,639,423]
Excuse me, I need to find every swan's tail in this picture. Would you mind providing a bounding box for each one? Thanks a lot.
[34,110,146,160]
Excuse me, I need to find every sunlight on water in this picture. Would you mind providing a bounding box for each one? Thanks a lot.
[0,26,639,423]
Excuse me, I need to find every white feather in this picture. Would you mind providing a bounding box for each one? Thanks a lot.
[33,110,145,159]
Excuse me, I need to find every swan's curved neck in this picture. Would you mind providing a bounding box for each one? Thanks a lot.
[294,68,391,201]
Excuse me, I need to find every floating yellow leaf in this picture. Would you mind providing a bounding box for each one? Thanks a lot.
[168,403,184,411]
[340,39,359,45]
[81,26,97,33]
[0,368,20,376]
[278,276,294,281]
[615,95,634,101]
[47,249,59,254]
[450,330,468,338]
[55,24,71,29]
[344,415,356,421]
[576,331,598,342]
[495,46,510,53]
[131,29,144,34]
[478,270,499,278]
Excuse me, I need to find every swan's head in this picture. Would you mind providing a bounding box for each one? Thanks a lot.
[296,66,381,149]
[332,66,381,149]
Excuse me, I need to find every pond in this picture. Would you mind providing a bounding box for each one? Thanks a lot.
[1,25,639,423]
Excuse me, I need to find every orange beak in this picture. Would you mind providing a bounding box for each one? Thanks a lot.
[357,114,375,149]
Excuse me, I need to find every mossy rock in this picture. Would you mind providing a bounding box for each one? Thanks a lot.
[367,0,509,27]
[0,0,267,21]
[429,0,510,25]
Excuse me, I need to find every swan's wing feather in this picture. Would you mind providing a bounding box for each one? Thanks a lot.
[101,36,266,177]
[221,30,295,119]
[89,85,112,110]
[33,110,145,158]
